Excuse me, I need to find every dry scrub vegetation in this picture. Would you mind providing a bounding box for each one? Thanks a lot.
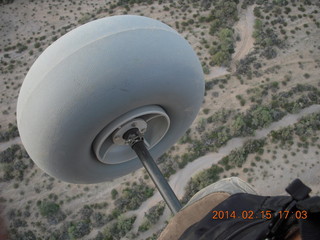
[0,0,320,239]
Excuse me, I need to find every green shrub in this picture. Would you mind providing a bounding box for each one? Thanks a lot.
[219,139,266,169]
[79,205,93,220]
[208,1,238,34]
[270,126,293,145]
[104,215,136,239]
[145,202,165,224]
[250,106,273,128]
[111,189,118,200]
[303,73,310,79]
[37,200,65,224]
[92,212,107,228]
[0,144,20,163]
[182,165,224,203]
[68,220,91,240]
[231,114,248,136]
[16,43,28,53]
[38,201,60,217]
[138,220,151,232]
[78,13,93,24]
[115,181,154,212]
[0,124,19,142]
[210,28,234,66]
[207,108,233,124]
[34,42,41,48]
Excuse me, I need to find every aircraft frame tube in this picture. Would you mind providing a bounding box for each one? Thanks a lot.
[131,140,182,214]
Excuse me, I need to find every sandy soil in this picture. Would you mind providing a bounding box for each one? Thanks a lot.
[205,66,229,79]
[232,5,255,64]
[128,105,320,238]
[1,1,320,239]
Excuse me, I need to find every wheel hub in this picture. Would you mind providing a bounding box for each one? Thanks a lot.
[92,105,170,165]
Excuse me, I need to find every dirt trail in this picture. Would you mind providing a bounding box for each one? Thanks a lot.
[206,5,255,79]
[130,104,320,238]
[205,66,229,79]
[172,104,320,198]
[0,137,21,152]
[231,5,255,70]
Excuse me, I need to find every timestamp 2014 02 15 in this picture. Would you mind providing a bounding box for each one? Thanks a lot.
[212,210,308,220]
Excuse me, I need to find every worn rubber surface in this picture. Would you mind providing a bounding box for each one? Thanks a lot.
[17,15,204,183]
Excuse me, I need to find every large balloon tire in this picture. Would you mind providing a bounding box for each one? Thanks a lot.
[17,15,204,184]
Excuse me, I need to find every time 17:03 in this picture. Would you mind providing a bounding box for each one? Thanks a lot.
[212,210,308,220]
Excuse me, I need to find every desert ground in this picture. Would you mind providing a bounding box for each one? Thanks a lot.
[0,0,320,239]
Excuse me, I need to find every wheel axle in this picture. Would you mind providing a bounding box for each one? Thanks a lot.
[123,128,182,215]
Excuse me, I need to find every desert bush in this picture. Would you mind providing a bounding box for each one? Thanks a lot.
[117,215,137,235]
[34,42,41,48]
[110,208,121,220]
[38,201,60,217]
[90,202,108,210]
[179,129,192,144]
[115,181,154,212]
[138,220,151,232]
[208,1,238,35]
[37,201,66,224]
[231,113,252,136]
[190,139,210,157]
[250,106,273,128]
[16,43,28,53]
[10,230,36,240]
[182,165,224,204]
[270,126,293,145]
[2,164,15,181]
[303,73,310,79]
[160,158,177,179]
[269,112,320,148]
[68,220,91,240]
[0,144,20,163]
[294,113,320,138]
[254,7,262,18]
[202,64,210,74]
[196,118,207,134]
[271,84,320,113]
[252,16,283,60]
[204,126,232,149]
[92,212,107,228]
[78,13,93,24]
[210,28,234,66]
[0,124,19,142]
[144,202,165,224]
[0,145,30,182]
[111,188,118,200]
[103,215,136,240]
[0,0,15,4]
[207,108,233,124]
[178,152,194,169]
[203,108,210,114]
[12,218,27,228]
[236,95,246,106]
[93,232,104,240]
[79,205,93,220]
[236,53,257,77]
[219,139,266,169]
[262,47,277,59]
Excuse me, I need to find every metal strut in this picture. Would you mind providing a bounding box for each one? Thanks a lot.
[123,128,182,215]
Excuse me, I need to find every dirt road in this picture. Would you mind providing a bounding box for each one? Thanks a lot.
[0,137,21,152]
[206,5,255,79]
[231,5,255,70]
[131,104,320,238]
